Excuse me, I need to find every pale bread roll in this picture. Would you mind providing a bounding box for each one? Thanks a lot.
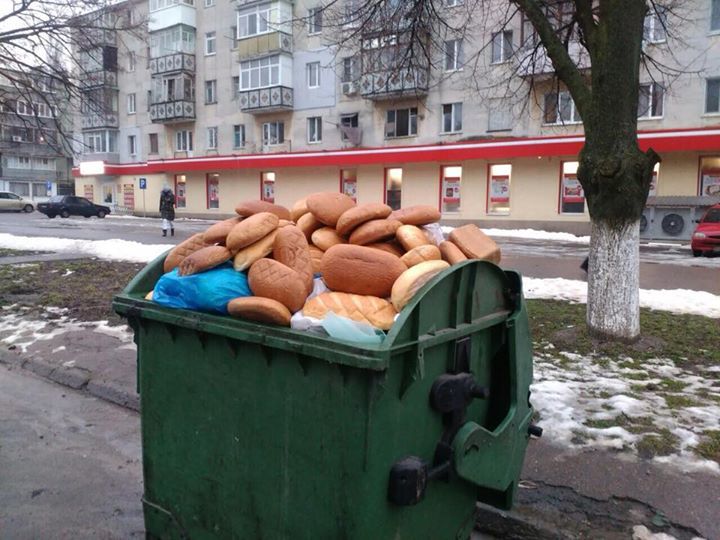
[307,192,356,226]
[227,296,292,326]
[439,241,468,265]
[303,292,397,330]
[163,233,211,273]
[278,219,293,228]
[308,246,324,274]
[226,212,279,253]
[321,244,406,298]
[335,202,392,236]
[391,260,450,311]
[396,224,432,251]
[390,205,441,226]
[401,244,442,267]
[291,197,310,222]
[248,258,308,313]
[297,211,324,240]
[232,230,277,271]
[449,224,501,264]
[311,227,345,251]
[235,200,291,220]
[348,219,402,245]
[273,225,314,294]
[203,217,242,245]
[178,245,232,276]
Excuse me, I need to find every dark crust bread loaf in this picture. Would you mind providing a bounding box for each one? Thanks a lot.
[226,212,279,253]
[449,224,501,264]
[396,224,432,251]
[248,258,308,313]
[235,200,291,220]
[439,240,468,265]
[273,225,314,294]
[390,205,442,226]
[307,192,356,226]
[348,219,402,245]
[227,296,292,326]
[178,245,232,276]
[302,292,397,330]
[335,203,393,236]
[203,217,242,245]
[320,244,407,297]
[163,233,211,273]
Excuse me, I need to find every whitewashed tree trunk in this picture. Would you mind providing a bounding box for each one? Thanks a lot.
[586,219,640,341]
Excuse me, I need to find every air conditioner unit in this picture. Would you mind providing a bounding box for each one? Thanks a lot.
[11,136,23,142]
[341,82,357,96]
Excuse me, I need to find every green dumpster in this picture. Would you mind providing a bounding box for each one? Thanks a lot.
[113,256,536,539]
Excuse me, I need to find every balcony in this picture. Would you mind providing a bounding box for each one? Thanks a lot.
[149,52,195,75]
[148,4,196,32]
[81,113,119,130]
[360,68,429,100]
[517,42,590,78]
[238,86,293,114]
[149,99,196,123]
[81,70,118,89]
[236,32,292,60]
[77,28,116,50]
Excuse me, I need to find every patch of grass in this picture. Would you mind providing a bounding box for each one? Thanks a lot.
[636,429,680,459]
[0,248,51,257]
[585,414,656,434]
[694,430,720,463]
[658,379,688,392]
[663,394,699,409]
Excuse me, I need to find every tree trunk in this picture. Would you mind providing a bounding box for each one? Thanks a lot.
[586,219,640,341]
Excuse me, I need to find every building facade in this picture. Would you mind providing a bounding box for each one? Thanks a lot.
[74,0,720,232]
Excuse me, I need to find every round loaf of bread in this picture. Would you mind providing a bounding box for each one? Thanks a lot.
[321,244,406,297]
[335,202,392,236]
[348,219,402,245]
[163,233,211,273]
[274,225,314,293]
[226,212,279,253]
[227,296,292,326]
[307,192,356,226]
[296,211,324,240]
[311,227,345,251]
[203,217,241,245]
[396,224,432,251]
[235,200,291,220]
[390,205,441,226]
[449,224,501,264]
[233,230,277,271]
[290,197,310,222]
[178,245,232,276]
[302,292,398,330]
[400,244,442,267]
[308,245,324,274]
[391,260,450,311]
[366,241,405,258]
[248,258,308,313]
[439,240,468,265]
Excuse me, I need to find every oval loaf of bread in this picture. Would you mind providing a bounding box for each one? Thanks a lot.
[348,218,402,245]
[390,205,441,226]
[321,244,406,298]
[302,292,397,330]
[391,260,450,311]
[296,211,324,240]
[227,296,292,326]
[396,224,431,251]
[311,227,345,251]
[232,230,277,271]
[400,244,441,267]
[273,225,314,293]
[306,192,356,226]
[203,217,242,245]
[178,245,232,276]
[248,258,308,313]
[226,212,279,253]
[335,202,392,237]
[235,200,291,220]
[290,197,310,222]
[163,233,211,273]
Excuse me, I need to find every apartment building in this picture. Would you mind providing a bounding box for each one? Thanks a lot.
[0,71,73,201]
[74,0,720,232]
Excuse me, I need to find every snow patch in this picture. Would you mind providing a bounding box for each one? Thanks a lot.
[440,226,590,243]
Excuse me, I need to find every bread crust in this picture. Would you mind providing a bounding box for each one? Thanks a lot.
[226,212,279,253]
[235,200,291,220]
[296,211,324,240]
[248,258,308,313]
[308,246,324,274]
[307,192,356,226]
[439,240,468,265]
[232,230,277,271]
[400,244,442,267]
[396,224,432,251]
[290,197,310,222]
[391,260,450,311]
[335,202,392,236]
[311,227,345,251]
[203,217,242,245]
[365,241,405,258]
[163,233,211,273]
[227,296,292,326]
[348,219,402,245]
[178,245,232,276]
[448,224,501,264]
[302,292,397,330]
[274,225,314,293]
[321,244,406,297]
[390,205,441,226]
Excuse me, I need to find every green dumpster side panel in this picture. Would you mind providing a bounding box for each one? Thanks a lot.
[114,257,535,540]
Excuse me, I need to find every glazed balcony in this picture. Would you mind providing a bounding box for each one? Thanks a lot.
[236,32,292,60]
[148,3,196,32]
[149,99,196,123]
[149,52,196,75]
[77,28,116,50]
[81,70,118,89]
[238,86,293,114]
[360,68,429,100]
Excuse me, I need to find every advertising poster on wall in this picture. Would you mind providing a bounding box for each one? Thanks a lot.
[175,181,187,208]
[207,174,219,209]
[443,178,461,203]
[561,174,585,203]
[342,179,357,201]
[262,180,275,203]
[123,184,134,209]
[84,184,94,201]
[489,175,510,203]
[701,170,720,197]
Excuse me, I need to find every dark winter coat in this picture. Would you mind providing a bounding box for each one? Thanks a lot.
[159,189,175,221]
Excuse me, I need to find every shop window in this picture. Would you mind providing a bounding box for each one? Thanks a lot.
[649,163,660,197]
[488,164,511,215]
[441,166,462,213]
[102,184,114,204]
[175,174,187,208]
[341,169,357,201]
[385,168,402,210]
[699,157,720,197]
[207,173,220,209]
[559,161,584,214]
[261,171,275,202]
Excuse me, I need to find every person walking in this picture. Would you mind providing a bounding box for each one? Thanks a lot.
[159,183,175,237]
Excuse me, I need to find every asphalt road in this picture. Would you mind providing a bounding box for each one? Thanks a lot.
[1,211,718,293]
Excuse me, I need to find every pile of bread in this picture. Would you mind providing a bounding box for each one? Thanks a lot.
[160,192,500,329]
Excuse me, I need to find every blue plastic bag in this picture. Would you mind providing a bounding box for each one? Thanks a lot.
[152,263,251,315]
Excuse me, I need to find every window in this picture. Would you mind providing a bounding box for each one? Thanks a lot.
[16,100,31,115]
[9,182,29,197]
[638,83,664,118]
[644,8,667,43]
[127,93,136,114]
[233,124,245,148]
[149,25,195,56]
[699,157,720,196]
[32,183,48,197]
[232,76,240,99]
[262,121,284,146]
[307,117,322,143]
[649,163,660,197]
[342,57,357,83]
[206,127,218,149]
[441,166,462,213]
[261,172,275,202]
[8,156,31,169]
[231,26,238,49]
[444,39,463,71]
[559,161,585,214]
[385,168,402,210]
[488,164,511,215]
[207,173,220,209]
[128,135,137,155]
[521,13,538,48]
[307,62,320,88]
[205,32,216,55]
[83,130,117,153]
[386,107,417,138]
[176,129,193,151]
[308,7,322,34]
[33,158,55,170]
[240,56,280,90]
[544,91,582,124]
[149,133,159,154]
[205,0,215,6]
[442,103,462,133]
[712,0,720,32]
[491,30,513,63]
[205,80,217,103]
[340,113,359,142]
[341,169,357,201]
[147,90,152,111]
[705,78,720,113]
[237,4,276,38]
[444,0,463,5]
[149,0,195,12]
[128,51,136,72]
[175,174,187,208]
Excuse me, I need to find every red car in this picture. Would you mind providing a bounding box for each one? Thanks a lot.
[691,204,720,257]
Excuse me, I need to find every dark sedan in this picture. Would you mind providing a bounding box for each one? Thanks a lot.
[37,195,111,219]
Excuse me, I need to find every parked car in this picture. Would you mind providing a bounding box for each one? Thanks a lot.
[0,191,34,213]
[37,195,111,219]
[691,203,720,257]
